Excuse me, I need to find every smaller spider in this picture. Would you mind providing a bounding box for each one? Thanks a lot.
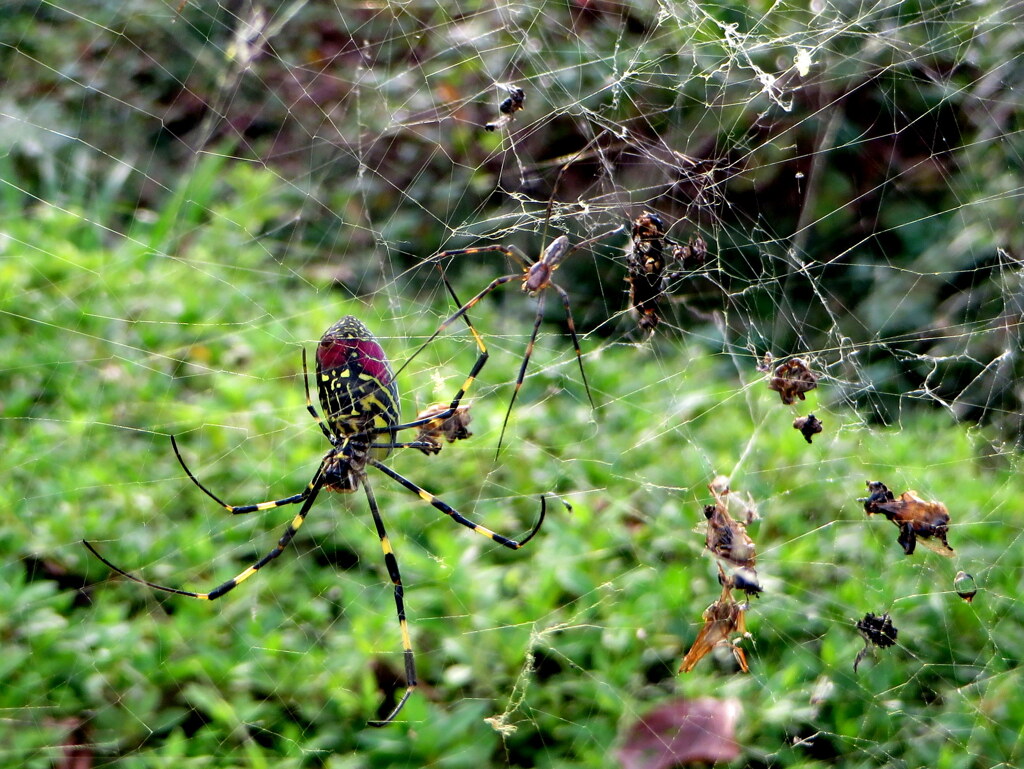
[411,222,624,456]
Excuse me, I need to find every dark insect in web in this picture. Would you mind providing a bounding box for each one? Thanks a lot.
[84,314,547,726]
[485,84,525,131]
[793,413,823,443]
[854,612,898,672]
[858,480,953,556]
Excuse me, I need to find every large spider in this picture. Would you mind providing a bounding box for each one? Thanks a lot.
[84,315,546,726]
[410,224,624,456]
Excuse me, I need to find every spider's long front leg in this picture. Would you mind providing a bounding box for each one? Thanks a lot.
[83,463,327,600]
[171,435,316,514]
[552,281,596,410]
[379,274,516,436]
[391,248,522,387]
[495,290,547,458]
[370,459,546,549]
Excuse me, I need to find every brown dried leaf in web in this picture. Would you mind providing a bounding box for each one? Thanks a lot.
[626,211,671,332]
[679,586,750,673]
[793,413,823,443]
[704,477,762,595]
[858,481,953,556]
[766,357,818,405]
[853,612,898,672]
[704,503,757,572]
[617,697,741,769]
[413,403,473,455]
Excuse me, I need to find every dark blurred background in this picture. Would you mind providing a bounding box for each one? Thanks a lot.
[4,0,1022,439]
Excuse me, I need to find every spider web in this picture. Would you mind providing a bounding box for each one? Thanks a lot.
[3,0,1023,767]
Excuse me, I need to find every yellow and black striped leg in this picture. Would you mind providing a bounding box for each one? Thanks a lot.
[391,270,516,386]
[379,278,505,437]
[361,476,417,727]
[370,459,546,549]
[382,337,488,436]
[83,471,327,600]
[171,435,316,514]
[552,281,596,410]
[495,290,547,458]
[301,347,337,445]
[371,441,438,451]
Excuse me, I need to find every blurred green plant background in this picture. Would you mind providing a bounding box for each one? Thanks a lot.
[2,1,1023,767]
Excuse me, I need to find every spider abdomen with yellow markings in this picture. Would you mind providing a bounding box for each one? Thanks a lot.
[84,314,547,726]
[316,316,400,458]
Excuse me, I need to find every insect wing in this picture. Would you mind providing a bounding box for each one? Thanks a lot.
[679,596,749,673]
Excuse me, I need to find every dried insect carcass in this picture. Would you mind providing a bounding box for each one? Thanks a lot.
[858,481,953,556]
[703,478,762,596]
[626,211,707,333]
[704,503,757,572]
[679,586,751,673]
[793,413,823,444]
[626,211,671,332]
[485,84,525,131]
[413,403,473,455]
[761,355,818,405]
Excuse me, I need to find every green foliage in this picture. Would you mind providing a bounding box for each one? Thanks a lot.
[3,0,1023,765]
[2,165,1023,766]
